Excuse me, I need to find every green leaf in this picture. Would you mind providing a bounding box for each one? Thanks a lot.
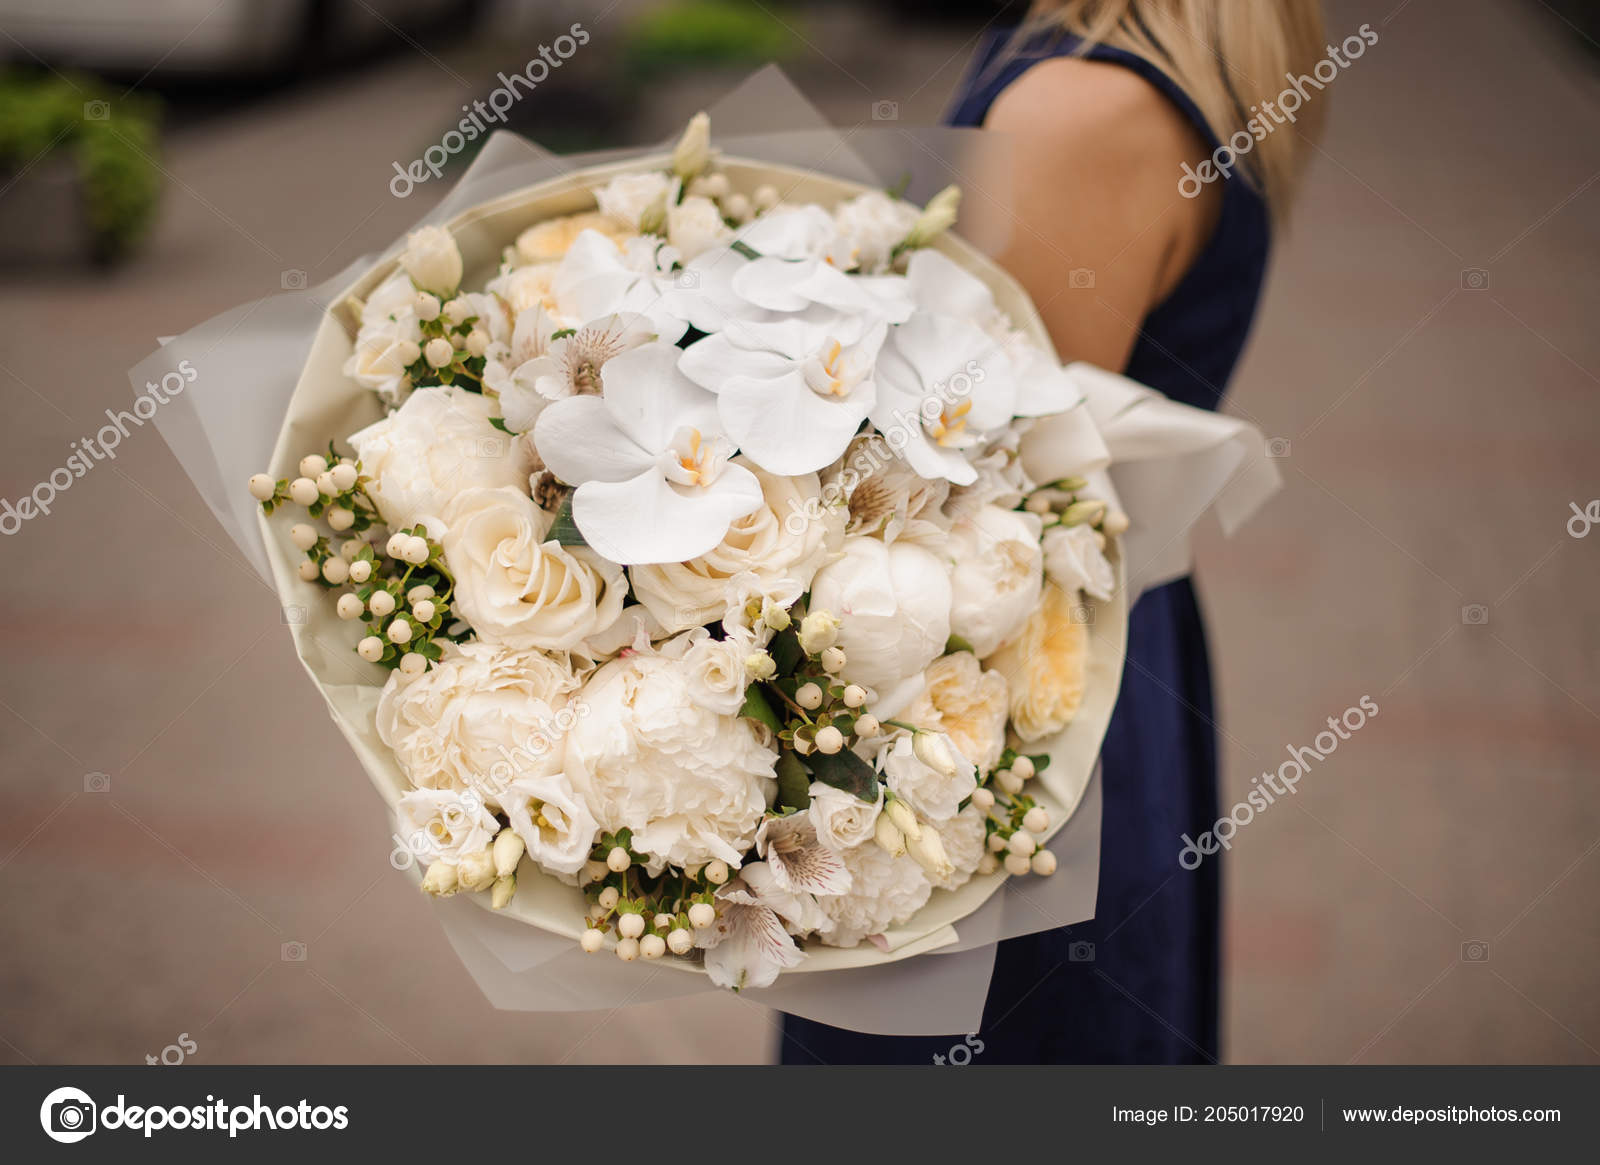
[806,747,879,803]
[547,497,587,546]
[774,752,810,811]
[769,627,802,676]
[487,415,511,434]
[944,633,975,655]
[549,327,577,341]
[739,684,782,735]
[729,239,761,261]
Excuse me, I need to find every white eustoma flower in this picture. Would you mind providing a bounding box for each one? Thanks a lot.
[946,505,1044,657]
[1043,521,1116,601]
[807,535,951,692]
[344,272,423,404]
[869,311,1018,486]
[395,788,498,865]
[349,386,535,532]
[879,733,976,823]
[500,773,599,877]
[532,341,765,564]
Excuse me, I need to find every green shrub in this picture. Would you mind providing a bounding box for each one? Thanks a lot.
[623,0,800,78]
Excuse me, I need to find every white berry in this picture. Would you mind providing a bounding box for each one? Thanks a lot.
[289,523,318,551]
[401,535,430,565]
[357,636,384,662]
[296,559,320,582]
[1004,852,1032,877]
[615,937,639,962]
[971,787,995,811]
[795,683,823,710]
[288,477,319,506]
[387,620,412,644]
[1023,806,1050,833]
[814,725,844,754]
[336,593,364,620]
[414,292,441,320]
[704,859,729,885]
[424,337,453,368]
[854,714,881,737]
[385,532,409,559]
[640,933,666,960]
[299,454,328,478]
[667,928,694,955]
[399,653,427,676]
[248,473,276,501]
[1030,850,1058,876]
[321,557,349,584]
[348,560,372,584]
[330,463,358,492]
[598,886,620,910]
[368,590,396,617]
[1008,830,1037,857]
[820,646,846,674]
[1011,755,1035,780]
[689,903,716,929]
[580,928,605,954]
[407,585,435,603]
[617,913,645,940]
[842,684,867,708]
[411,599,436,623]
[326,506,355,531]
[606,846,631,872]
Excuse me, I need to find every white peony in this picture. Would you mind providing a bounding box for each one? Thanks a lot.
[441,487,628,652]
[500,773,599,877]
[831,189,919,273]
[878,733,976,823]
[348,386,535,532]
[630,459,841,634]
[394,787,499,865]
[400,225,463,295]
[668,194,731,260]
[813,839,932,948]
[593,171,674,231]
[930,804,988,892]
[901,651,1010,775]
[344,272,423,404]
[807,535,951,692]
[946,505,1043,657]
[377,641,584,808]
[1042,522,1116,601]
[807,781,883,852]
[564,648,776,873]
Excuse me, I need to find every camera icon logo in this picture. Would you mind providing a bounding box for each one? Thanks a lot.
[871,99,899,121]
[1069,603,1096,626]
[281,605,307,625]
[281,269,308,291]
[1068,940,1096,963]
[1460,939,1490,963]
[473,437,506,459]
[1460,267,1490,291]
[1461,603,1490,626]
[40,1086,97,1143]
[1068,267,1096,289]
[281,941,307,962]
[1266,437,1292,458]
[84,771,111,793]
[674,269,701,290]
[83,100,110,121]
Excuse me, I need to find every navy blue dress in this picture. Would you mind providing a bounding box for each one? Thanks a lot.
[780,30,1271,1064]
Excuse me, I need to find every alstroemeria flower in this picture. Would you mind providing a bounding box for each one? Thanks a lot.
[755,812,851,896]
[532,341,764,564]
[490,311,658,433]
[699,862,821,990]
[869,311,1018,485]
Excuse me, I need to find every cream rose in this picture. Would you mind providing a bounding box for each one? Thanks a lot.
[631,459,841,634]
[807,535,952,693]
[807,781,883,852]
[984,582,1088,742]
[901,651,1010,775]
[565,649,776,873]
[377,641,584,807]
[394,787,499,865]
[662,627,750,716]
[947,505,1043,657]
[441,487,628,652]
[517,211,637,264]
[1043,522,1115,601]
[348,386,535,532]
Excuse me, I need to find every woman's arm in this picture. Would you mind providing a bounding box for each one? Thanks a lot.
[977,57,1224,372]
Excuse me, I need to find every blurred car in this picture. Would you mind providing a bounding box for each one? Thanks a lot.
[0,0,482,77]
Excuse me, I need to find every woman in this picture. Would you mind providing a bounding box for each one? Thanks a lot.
[782,0,1327,1063]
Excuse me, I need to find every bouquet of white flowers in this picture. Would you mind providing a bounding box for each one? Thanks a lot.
[142,81,1278,1023]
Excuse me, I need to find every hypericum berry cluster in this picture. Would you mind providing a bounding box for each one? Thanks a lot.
[1023,474,1130,540]
[251,450,463,673]
[405,291,491,393]
[972,750,1057,878]
[756,609,882,758]
[575,830,720,962]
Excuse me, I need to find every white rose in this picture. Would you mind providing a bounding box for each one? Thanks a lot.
[377,640,584,807]
[830,190,918,273]
[395,787,498,865]
[565,650,776,873]
[501,773,599,877]
[807,781,883,852]
[348,386,535,532]
[661,627,749,715]
[901,651,1010,774]
[400,225,463,295]
[441,487,628,652]
[344,272,423,403]
[631,459,841,634]
[813,838,931,948]
[668,194,730,261]
[807,535,951,692]
[594,171,674,231]
[930,804,988,892]
[947,505,1043,657]
[879,733,976,823]
[1042,522,1116,601]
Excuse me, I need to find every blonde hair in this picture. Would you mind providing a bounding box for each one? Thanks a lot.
[1022,0,1328,214]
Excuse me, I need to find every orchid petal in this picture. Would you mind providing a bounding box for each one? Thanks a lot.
[570,462,763,564]
[905,248,998,319]
[600,341,722,452]
[718,372,869,475]
[532,395,654,485]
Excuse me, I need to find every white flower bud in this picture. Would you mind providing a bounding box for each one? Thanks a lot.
[853,714,881,737]
[290,523,318,551]
[640,933,666,959]
[970,787,995,811]
[598,886,620,910]
[299,454,328,478]
[795,682,823,710]
[457,847,496,891]
[820,646,846,674]
[884,797,922,842]
[423,337,454,368]
[398,652,426,676]
[368,590,396,617]
[618,912,645,940]
[704,859,729,885]
[493,828,525,877]
[330,462,358,492]
[667,927,694,955]
[490,873,516,910]
[401,226,463,296]
[763,604,791,631]
[321,557,349,585]
[814,725,845,754]
[672,111,712,180]
[326,506,355,532]
[413,291,441,321]
[387,619,412,644]
[357,636,384,662]
[874,814,906,857]
[401,535,430,565]
[580,927,605,954]
[288,477,319,506]
[1030,850,1057,876]
[1023,806,1050,833]
[797,610,840,654]
[842,684,867,708]
[689,902,716,929]
[411,599,436,623]
[907,826,953,882]
[1011,755,1036,780]
[421,860,459,896]
[912,732,958,779]
[248,473,276,501]
[904,184,960,249]
[1102,509,1130,535]
[745,651,777,681]
[1004,852,1032,877]
[606,846,631,873]
[1007,830,1037,857]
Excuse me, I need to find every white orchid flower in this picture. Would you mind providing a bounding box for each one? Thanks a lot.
[869,311,1019,485]
[532,341,764,564]
[552,230,689,342]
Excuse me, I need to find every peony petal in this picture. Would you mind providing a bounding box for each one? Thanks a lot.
[599,341,721,453]
[533,395,654,485]
[570,462,764,565]
[718,372,868,475]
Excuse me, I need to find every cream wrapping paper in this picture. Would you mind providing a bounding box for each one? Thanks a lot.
[136,69,1277,1036]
